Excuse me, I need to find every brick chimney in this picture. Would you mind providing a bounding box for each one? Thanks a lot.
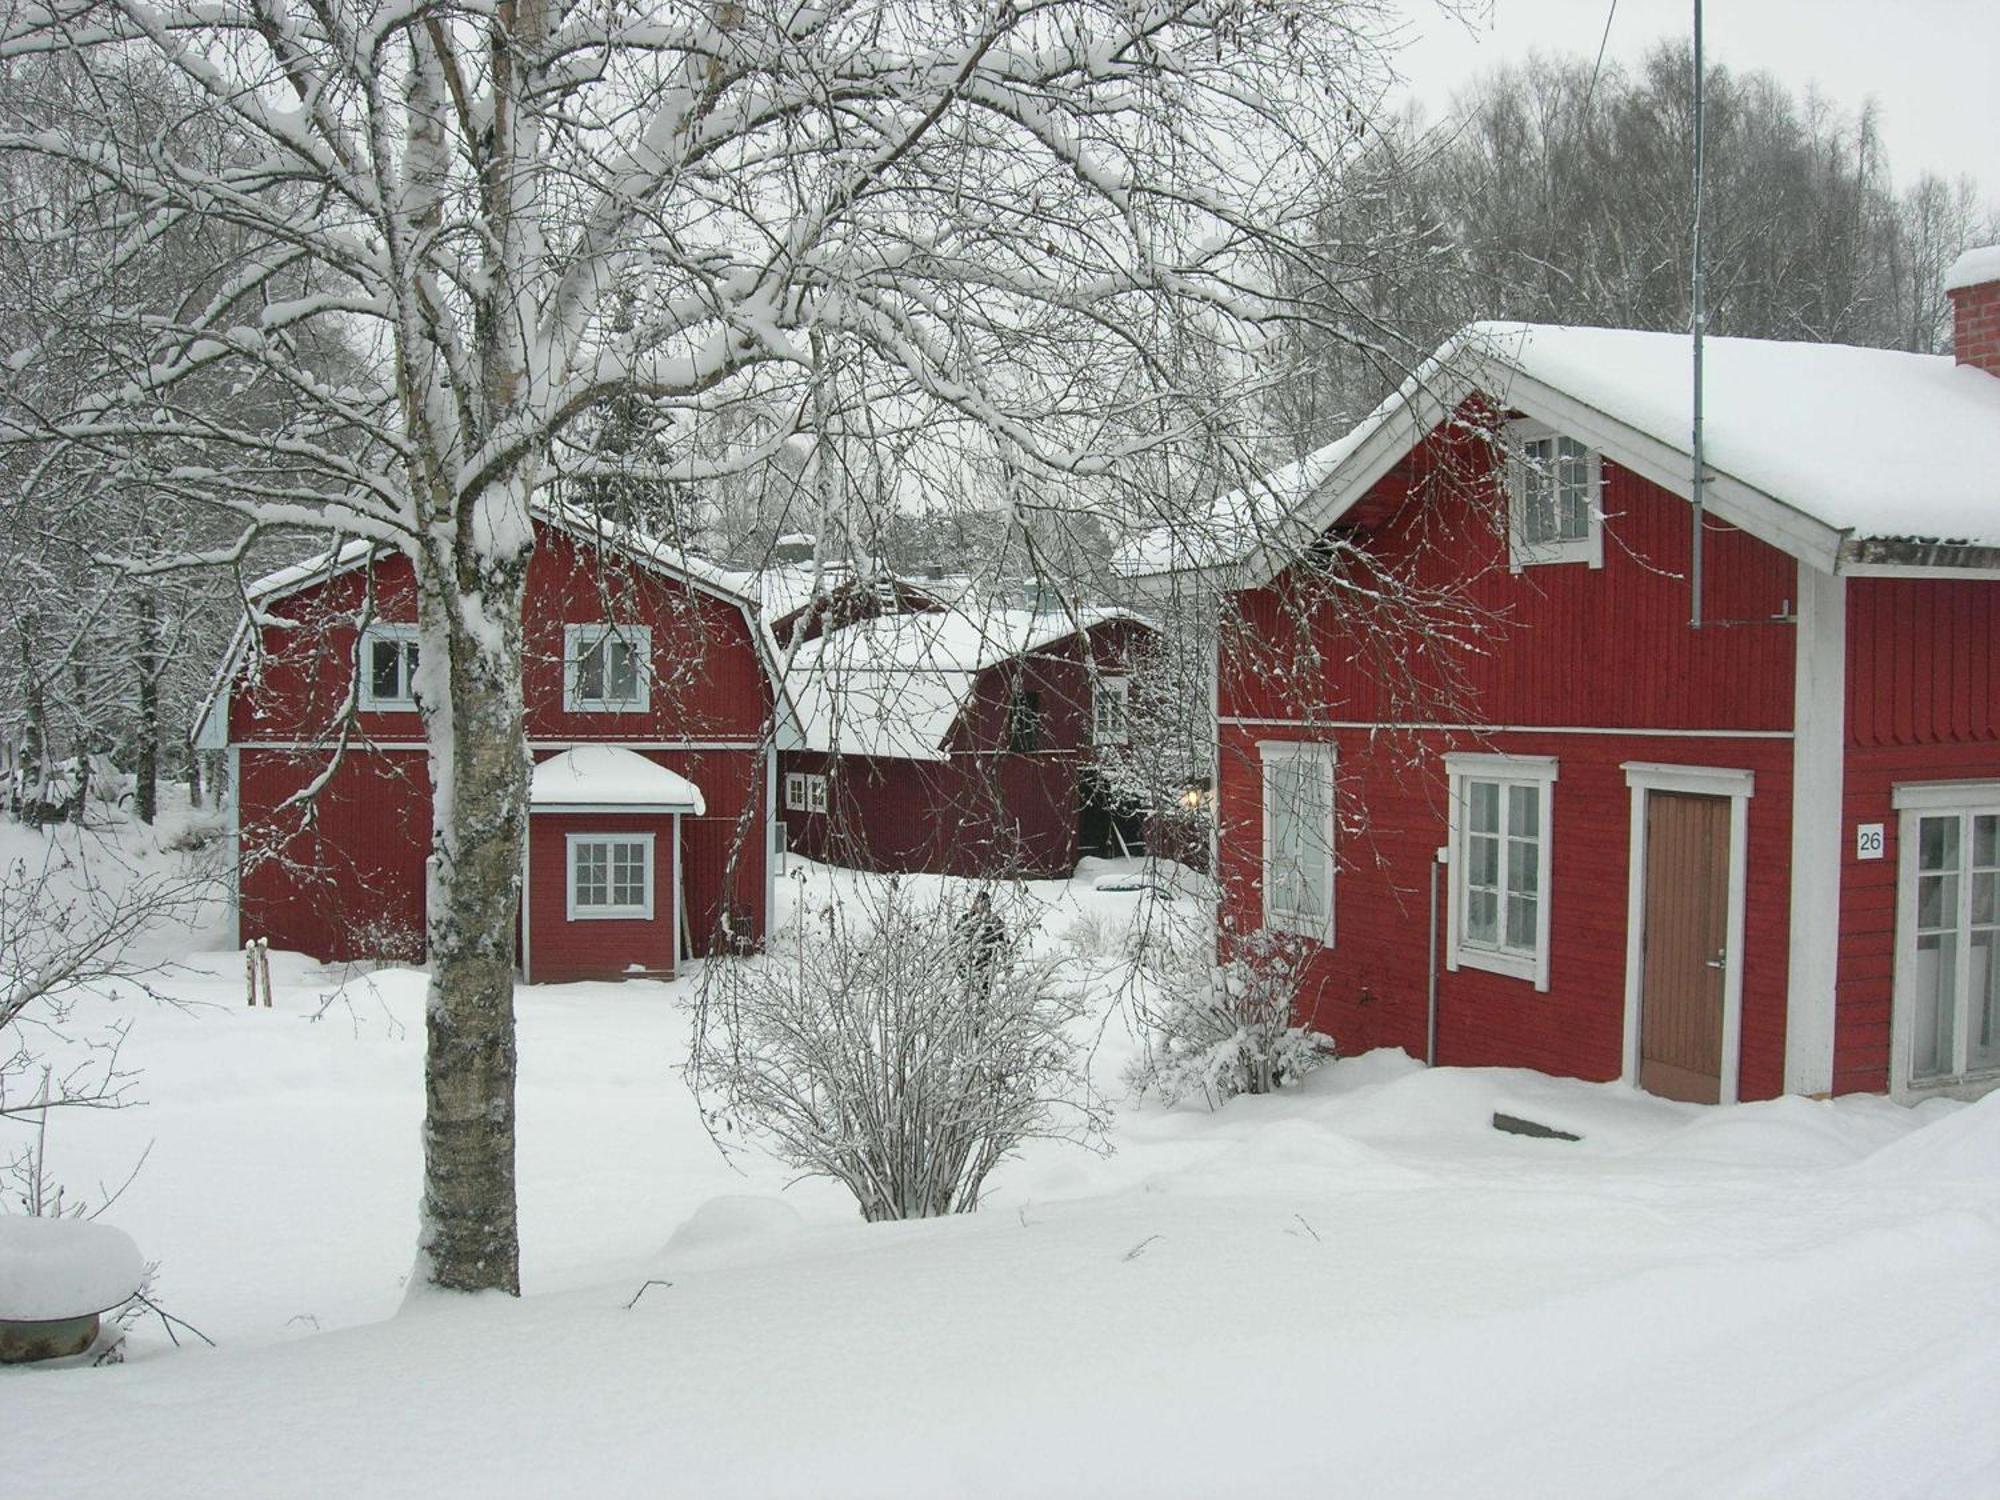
[1946,245,2000,378]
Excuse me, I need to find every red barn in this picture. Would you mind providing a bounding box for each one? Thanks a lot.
[193,511,785,982]
[1124,251,2000,1104]
[778,606,1154,877]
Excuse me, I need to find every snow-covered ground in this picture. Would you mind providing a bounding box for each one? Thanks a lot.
[7,827,2000,1498]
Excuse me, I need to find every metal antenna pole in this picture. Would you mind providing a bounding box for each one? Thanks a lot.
[1690,0,1706,630]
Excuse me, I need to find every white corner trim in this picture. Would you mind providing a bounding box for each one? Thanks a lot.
[1620,761,1756,1104]
[520,826,533,983]
[1785,565,1845,1096]
[1444,753,1559,992]
[225,745,241,952]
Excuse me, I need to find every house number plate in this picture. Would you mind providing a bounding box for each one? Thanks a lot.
[1855,823,1885,861]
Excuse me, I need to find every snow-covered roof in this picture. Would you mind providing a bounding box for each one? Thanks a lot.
[1477,322,2000,549]
[786,605,1147,760]
[0,1215,145,1320]
[530,745,704,813]
[1116,321,2000,584]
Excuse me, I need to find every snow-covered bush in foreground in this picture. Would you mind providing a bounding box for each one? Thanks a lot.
[694,879,1100,1221]
[1128,930,1332,1107]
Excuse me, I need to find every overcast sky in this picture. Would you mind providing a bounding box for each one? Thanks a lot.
[1388,0,1999,199]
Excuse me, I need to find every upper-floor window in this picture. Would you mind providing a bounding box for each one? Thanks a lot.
[359,624,421,711]
[1446,752,1558,990]
[1008,687,1042,753]
[1092,678,1130,746]
[564,624,651,713]
[1506,422,1602,570]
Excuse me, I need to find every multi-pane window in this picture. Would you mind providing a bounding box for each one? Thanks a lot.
[785,772,808,812]
[1008,688,1042,753]
[565,625,650,712]
[1261,742,1335,943]
[1447,754,1557,989]
[567,834,653,920]
[359,625,420,710]
[1904,803,2000,1085]
[1507,424,1600,568]
[1092,678,1130,746]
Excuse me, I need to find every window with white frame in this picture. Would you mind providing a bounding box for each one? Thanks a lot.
[784,772,809,812]
[806,774,829,814]
[564,624,651,712]
[1261,741,1335,943]
[1895,784,2000,1089]
[1447,753,1558,989]
[1505,421,1602,569]
[1092,678,1130,746]
[359,624,421,711]
[566,833,654,920]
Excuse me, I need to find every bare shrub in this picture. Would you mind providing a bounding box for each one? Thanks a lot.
[694,879,1100,1221]
[1128,929,1333,1108]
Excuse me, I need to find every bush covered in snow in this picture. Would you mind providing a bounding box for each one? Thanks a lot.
[693,878,1101,1221]
[1127,930,1332,1107]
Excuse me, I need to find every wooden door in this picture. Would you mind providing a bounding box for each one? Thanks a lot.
[1639,791,1731,1103]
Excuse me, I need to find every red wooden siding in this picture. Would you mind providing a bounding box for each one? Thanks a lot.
[1217,724,1796,1098]
[233,521,772,748]
[1221,421,1796,734]
[1216,408,1805,1099]
[229,520,775,974]
[526,812,678,984]
[1832,578,2000,1094]
[238,747,431,962]
[780,618,1147,878]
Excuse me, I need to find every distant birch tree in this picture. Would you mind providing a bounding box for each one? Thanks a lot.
[1,0,1404,1294]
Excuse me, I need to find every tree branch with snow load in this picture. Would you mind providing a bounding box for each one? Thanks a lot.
[1,0,1405,1294]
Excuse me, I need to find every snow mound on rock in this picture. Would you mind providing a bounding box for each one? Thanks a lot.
[0,1216,145,1320]
[661,1196,807,1259]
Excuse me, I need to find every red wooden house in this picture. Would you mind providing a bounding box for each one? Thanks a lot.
[1122,249,2000,1104]
[192,511,786,982]
[778,605,1154,877]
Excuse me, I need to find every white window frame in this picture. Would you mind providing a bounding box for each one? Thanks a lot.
[806,774,829,814]
[565,832,655,921]
[563,623,651,713]
[1504,420,1604,571]
[358,624,421,712]
[1092,677,1131,747]
[784,771,809,812]
[1891,780,2000,1098]
[1259,739,1336,946]
[1446,753,1558,991]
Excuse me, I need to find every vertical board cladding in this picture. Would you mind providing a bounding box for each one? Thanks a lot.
[779,617,1145,879]
[780,749,1081,878]
[237,747,431,962]
[233,519,773,748]
[532,745,768,959]
[526,811,677,983]
[1218,420,1796,734]
[1832,577,2000,1094]
[230,518,778,977]
[1216,724,1797,1098]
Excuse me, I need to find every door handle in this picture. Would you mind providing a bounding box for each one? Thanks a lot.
[1704,951,1726,971]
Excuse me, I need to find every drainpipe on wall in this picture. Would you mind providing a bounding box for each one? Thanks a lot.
[1428,845,1447,1067]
